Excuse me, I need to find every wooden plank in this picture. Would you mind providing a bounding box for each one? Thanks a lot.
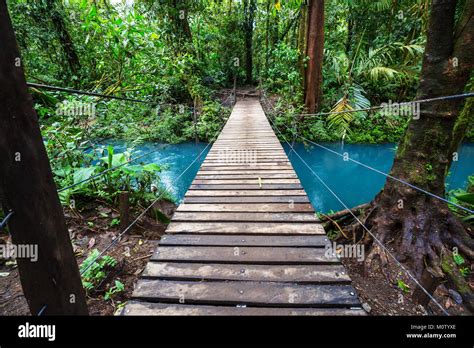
[192,179,300,184]
[159,234,329,247]
[195,174,298,179]
[207,150,286,154]
[143,262,350,283]
[204,160,288,164]
[206,153,288,156]
[132,279,360,307]
[211,145,282,148]
[185,190,307,196]
[183,196,310,203]
[151,246,337,264]
[121,302,366,316]
[167,222,326,234]
[172,212,319,222]
[197,170,296,175]
[200,165,291,170]
[205,156,289,160]
[177,203,313,212]
[189,184,302,190]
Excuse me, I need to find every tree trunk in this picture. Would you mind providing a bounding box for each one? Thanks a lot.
[362,0,474,309]
[265,0,271,74]
[243,0,256,84]
[46,0,81,78]
[298,2,308,93]
[304,0,324,113]
[346,15,354,55]
[171,0,193,51]
[0,0,88,315]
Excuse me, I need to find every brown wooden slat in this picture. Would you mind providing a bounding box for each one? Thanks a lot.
[167,222,325,234]
[176,203,313,212]
[121,302,366,316]
[195,174,298,179]
[183,196,310,203]
[159,234,329,247]
[197,168,296,176]
[151,246,338,264]
[132,280,360,307]
[143,263,350,283]
[172,212,318,222]
[192,179,300,184]
[200,166,293,171]
[185,190,307,196]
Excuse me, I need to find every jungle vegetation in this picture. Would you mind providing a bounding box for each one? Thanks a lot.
[3,0,474,311]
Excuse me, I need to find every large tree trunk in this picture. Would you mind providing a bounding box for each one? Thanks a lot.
[361,0,474,309]
[0,0,88,315]
[243,0,256,84]
[304,0,324,113]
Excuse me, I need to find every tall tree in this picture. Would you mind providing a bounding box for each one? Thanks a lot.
[304,0,324,113]
[297,1,308,89]
[45,0,81,77]
[0,0,88,315]
[362,0,474,309]
[243,0,256,84]
[172,0,193,45]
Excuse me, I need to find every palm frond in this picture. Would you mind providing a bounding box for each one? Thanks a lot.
[368,66,402,82]
[328,95,354,138]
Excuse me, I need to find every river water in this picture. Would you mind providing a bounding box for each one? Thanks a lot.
[103,141,474,213]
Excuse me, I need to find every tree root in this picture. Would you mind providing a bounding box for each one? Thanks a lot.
[338,199,474,313]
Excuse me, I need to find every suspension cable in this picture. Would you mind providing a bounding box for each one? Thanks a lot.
[261,93,474,215]
[287,92,474,118]
[265,109,450,316]
[79,141,211,276]
[0,211,14,231]
[38,95,235,315]
[78,98,235,276]
[27,82,194,110]
[27,82,155,104]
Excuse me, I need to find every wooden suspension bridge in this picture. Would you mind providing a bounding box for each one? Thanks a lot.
[121,99,365,315]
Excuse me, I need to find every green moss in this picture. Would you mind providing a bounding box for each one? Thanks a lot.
[441,254,472,295]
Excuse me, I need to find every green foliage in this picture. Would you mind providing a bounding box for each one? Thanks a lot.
[104,280,125,301]
[80,249,118,292]
[263,42,303,104]
[453,252,465,266]
[41,118,173,207]
[51,143,168,207]
[459,267,470,278]
[253,0,426,143]
[9,0,430,146]
[195,101,229,141]
[397,279,410,293]
[449,175,474,223]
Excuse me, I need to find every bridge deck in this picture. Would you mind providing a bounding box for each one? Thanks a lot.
[122,99,364,315]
